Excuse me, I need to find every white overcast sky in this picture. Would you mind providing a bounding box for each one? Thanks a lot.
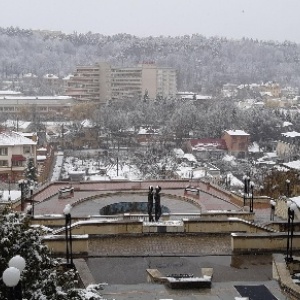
[1,0,300,42]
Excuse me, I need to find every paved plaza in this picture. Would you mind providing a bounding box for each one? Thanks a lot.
[31,180,289,299]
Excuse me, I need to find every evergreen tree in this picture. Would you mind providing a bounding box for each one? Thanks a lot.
[24,158,38,182]
[0,209,104,299]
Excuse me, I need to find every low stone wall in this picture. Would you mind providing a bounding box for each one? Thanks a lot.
[32,215,89,227]
[47,217,273,237]
[185,219,269,234]
[42,234,89,256]
[71,220,144,235]
[273,254,300,300]
[74,259,96,288]
[231,232,300,253]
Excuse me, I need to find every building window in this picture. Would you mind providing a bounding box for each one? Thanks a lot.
[12,161,23,167]
[23,146,31,154]
[0,148,8,156]
[0,160,8,167]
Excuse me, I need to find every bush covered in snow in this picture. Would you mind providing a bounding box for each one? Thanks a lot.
[0,207,105,299]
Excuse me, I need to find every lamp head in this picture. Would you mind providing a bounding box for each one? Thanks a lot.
[9,255,26,272]
[3,267,20,287]
[290,203,297,212]
[63,204,72,215]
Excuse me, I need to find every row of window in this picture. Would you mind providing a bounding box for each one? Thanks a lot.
[0,160,23,167]
[0,146,31,156]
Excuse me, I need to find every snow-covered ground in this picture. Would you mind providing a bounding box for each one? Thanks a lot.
[51,149,200,182]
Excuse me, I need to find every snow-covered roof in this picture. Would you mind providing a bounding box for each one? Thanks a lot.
[1,120,31,130]
[260,91,273,97]
[137,127,159,135]
[181,94,212,100]
[0,90,22,95]
[43,73,59,79]
[37,155,47,161]
[190,138,227,150]
[0,131,36,145]
[183,153,197,162]
[282,160,300,170]
[23,73,37,78]
[62,74,74,80]
[0,190,21,201]
[225,130,249,136]
[173,148,184,158]
[0,96,72,101]
[281,131,300,138]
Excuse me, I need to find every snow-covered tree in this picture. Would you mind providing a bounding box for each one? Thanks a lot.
[0,209,104,299]
[24,157,38,182]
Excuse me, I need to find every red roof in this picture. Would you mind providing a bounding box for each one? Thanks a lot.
[189,138,227,150]
[11,155,26,161]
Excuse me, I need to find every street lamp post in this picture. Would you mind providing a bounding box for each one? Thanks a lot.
[270,199,276,221]
[18,179,28,211]
[63,204,73,266]
[249,181,255,213]
[243,175,247,206]
[243,175,250,206]
[3,255,26,300]
[286,200,297,263]
[286,179,291,197]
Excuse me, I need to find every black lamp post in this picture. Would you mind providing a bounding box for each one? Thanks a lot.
[270,200,276,221]
[243,175,250,206]
[249,181,254,212]
[63,204,73,266]
[286,179,291,197]
[286,200,297,263]
[18,179,29,211]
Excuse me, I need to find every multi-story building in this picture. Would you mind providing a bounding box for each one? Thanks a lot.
[276,131,300,162]
[222,130,250,158]
[111,67,143,100]
[0,131,37,182]
[0,95,75,121]
[260,82,281,98]
[65,62,177,103]
[65,62,111,103]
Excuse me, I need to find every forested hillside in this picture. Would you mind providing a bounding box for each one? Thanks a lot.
[1,26,300,93]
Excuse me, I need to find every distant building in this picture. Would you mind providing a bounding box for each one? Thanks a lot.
[0,95,75,121]
[222,130,250,158]
[65,62,177,103]
[276,131,300,162]
[183,138,227,160]
[260,82,281,98]
[0,131,37,182]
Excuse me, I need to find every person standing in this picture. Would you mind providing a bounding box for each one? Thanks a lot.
[147,186,154,222]
[154,186,162,222]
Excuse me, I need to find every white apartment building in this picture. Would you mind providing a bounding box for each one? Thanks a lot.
[65,62,177,103]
